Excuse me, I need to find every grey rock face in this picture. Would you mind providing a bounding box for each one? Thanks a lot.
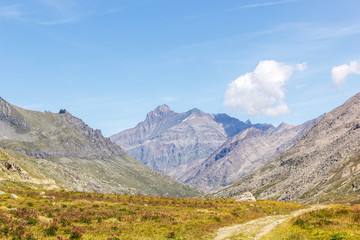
[110,105,272,181]
[214,92,360,203]
[182,117,320,192]
[0,97,30,133]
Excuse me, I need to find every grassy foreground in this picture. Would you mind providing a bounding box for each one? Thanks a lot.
[0,189,303,240]
[263,204,360,240]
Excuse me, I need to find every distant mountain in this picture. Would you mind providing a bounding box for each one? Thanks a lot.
[110,105,273,181]
[0,98,200,197]
[213,92,360,203]
[181,117,320,192]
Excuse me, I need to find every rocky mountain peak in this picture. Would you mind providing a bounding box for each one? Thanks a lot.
[146,104,173,119]
[154,104,171,113]
[187,108,206,116]
[245,119,252,125]
[276,122,293,131]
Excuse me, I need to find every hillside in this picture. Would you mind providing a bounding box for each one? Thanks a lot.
[0,97,200,197]
[181,117,320,192]
[213,92,360,203]
[110,105,272,181]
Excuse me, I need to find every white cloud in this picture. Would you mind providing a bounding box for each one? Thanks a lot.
[224,60,306,116]
[331,61,360,88]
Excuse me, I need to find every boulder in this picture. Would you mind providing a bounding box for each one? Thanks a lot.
[10,193,19,199]
[42,196,55,199]
[4,162,12,170]
[234,192,256,202]
[0,190,5,195]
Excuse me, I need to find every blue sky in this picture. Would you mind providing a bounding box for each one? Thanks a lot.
[1,0,360,136]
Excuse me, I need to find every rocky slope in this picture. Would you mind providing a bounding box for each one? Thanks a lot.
[0,146,59,190]
[0,97,201,197]
[182,117,320,192]
[110,105,273,180]
[213,92,360,203]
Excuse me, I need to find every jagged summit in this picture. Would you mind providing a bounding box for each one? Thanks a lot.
[186,108,206,116]
[154,104,171,113]
[245,119,252,125]
[146,104,173,119]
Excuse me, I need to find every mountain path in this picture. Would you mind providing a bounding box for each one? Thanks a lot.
[214,205,326,240]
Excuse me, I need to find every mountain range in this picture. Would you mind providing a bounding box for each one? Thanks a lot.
[0,97,200,197]
[181,117,321,192]
[2,92,360,204]
[110,105,272,182]
[111,105,320,192]
[213,92,360,204]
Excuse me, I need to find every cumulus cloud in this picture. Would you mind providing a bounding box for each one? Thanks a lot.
[224,60,305,116]
[331,61,360,88]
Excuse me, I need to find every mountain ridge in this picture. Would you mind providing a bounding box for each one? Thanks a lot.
[110,105,274,185]
[181,116,321,192]
[213,92,360,203]
[0,97,201,197]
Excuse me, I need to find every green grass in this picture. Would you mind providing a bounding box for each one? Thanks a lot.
[262,205,360,240]
[0,189,304,239]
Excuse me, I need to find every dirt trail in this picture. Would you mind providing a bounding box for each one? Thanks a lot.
[214,205,326,240]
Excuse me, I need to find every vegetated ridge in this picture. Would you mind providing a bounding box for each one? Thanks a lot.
[213,92,360,204]
[0,97,200,197]
[110,104,272,183]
